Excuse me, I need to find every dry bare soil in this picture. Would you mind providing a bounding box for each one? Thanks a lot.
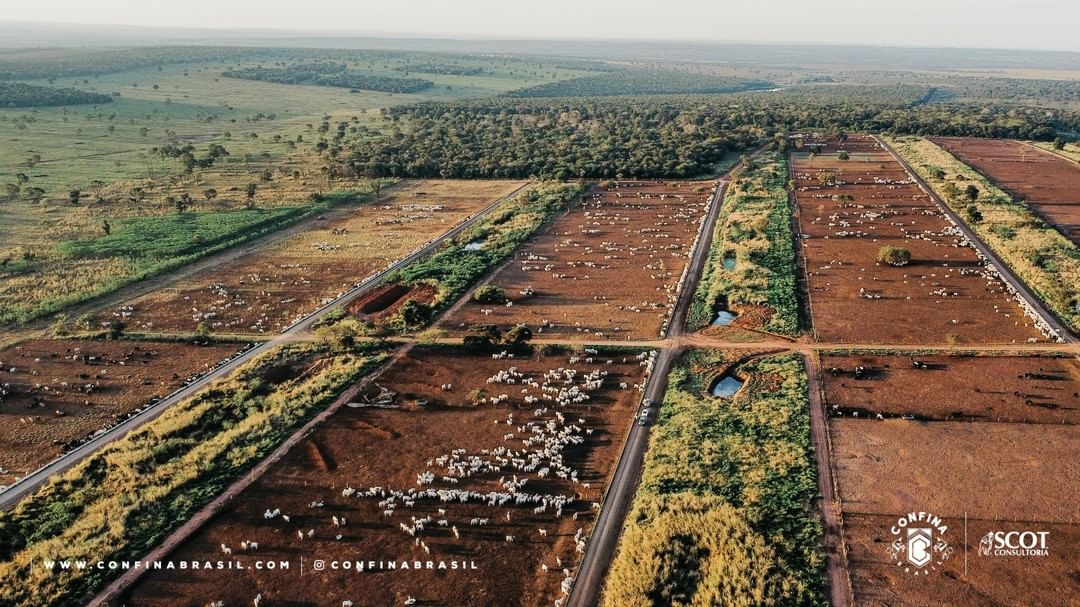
[119,346,649,607]
[931,138,1080,244]
[0,339,239,486]
[792,135,1044,344]
[441,181,714,341]
[822,353,1080,606]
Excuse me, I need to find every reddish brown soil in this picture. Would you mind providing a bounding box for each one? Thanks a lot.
[931,138,1080,243]
[792,135,1044,344]
[119,346,648,607]
[821,354,1080,424]
[95,181,523,335]
[347,282,438,323]
[0,339,239,486]
[441,181,714,341]
[842,514,1080,607]
[824,354,1080,606]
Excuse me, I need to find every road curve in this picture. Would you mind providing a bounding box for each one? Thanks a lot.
[0,182,531,511]
[567,176,730,607]
[875,136,1077,344]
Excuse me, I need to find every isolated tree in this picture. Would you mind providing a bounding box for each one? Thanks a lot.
[4,183,18,201]
[204,188,218,202]
[502,324,533,346]
[928,167,946,180]
[462,324,501,350]
[106,319,126,339]
[175,192,192,213]
[472,285,507,304]
[50,315,70,337]
[245,182,257,203]
[101,220,111,235]
[1054,137,1066,151]
[963,205,983,224]
[68,190,81,205]
[24,187,45,203]
[964,184,979,202]
[837,151,850,161]
[877,245,912,267]
[398,300,432,327]
[15,173,29,185]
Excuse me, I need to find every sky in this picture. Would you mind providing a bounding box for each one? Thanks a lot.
[5,0,1080,52]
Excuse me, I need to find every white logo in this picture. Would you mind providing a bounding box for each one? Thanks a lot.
[978,531,1049,557]
[884,511,953,575]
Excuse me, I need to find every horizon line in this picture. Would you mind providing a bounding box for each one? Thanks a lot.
[2,18,1079,56]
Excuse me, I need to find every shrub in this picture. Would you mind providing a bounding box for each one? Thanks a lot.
[502,324,533,346]
[963,204,983,224]
[396,300,433,328]
[877,245,911,266]
[462,324,501,350]
[687,152,800,335]
[472,285,507,304]
[602,352,824,607]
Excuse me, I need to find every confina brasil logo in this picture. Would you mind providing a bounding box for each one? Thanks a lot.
[884,511,954,576]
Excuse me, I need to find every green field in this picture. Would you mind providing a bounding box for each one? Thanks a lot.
[0,188,374,325]
[688,151,801,335]
[0,48,594,326]
[602,351,825,607]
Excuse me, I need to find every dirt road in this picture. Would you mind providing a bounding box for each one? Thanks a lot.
[804,352,853,607]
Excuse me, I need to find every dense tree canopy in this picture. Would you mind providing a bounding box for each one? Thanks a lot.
[0,82,112,108]
[345,90,1074,179]
[222,63,434,93]
[506,69,774,97]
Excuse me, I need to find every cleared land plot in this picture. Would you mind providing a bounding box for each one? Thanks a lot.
[822,354,1080,424]
[825,354,1080,606]
[931,137,1080,243]
[120,346,649,607]
[0,339,239,486]
[792,135,1044,344]
[96,180,523,335]
[440,181,714,341]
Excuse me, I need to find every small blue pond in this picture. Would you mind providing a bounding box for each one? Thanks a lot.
[712,310,738,326]
[710,376,745,398]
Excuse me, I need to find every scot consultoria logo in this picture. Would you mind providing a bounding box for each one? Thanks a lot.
[978,530,1050,557]
[884,511,954,575]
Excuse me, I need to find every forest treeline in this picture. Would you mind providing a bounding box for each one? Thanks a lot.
[222,62,434,93]
[0,47,262,80]
[345,91,1076,179]
[0,81,112,107]
[506,69,774,97]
